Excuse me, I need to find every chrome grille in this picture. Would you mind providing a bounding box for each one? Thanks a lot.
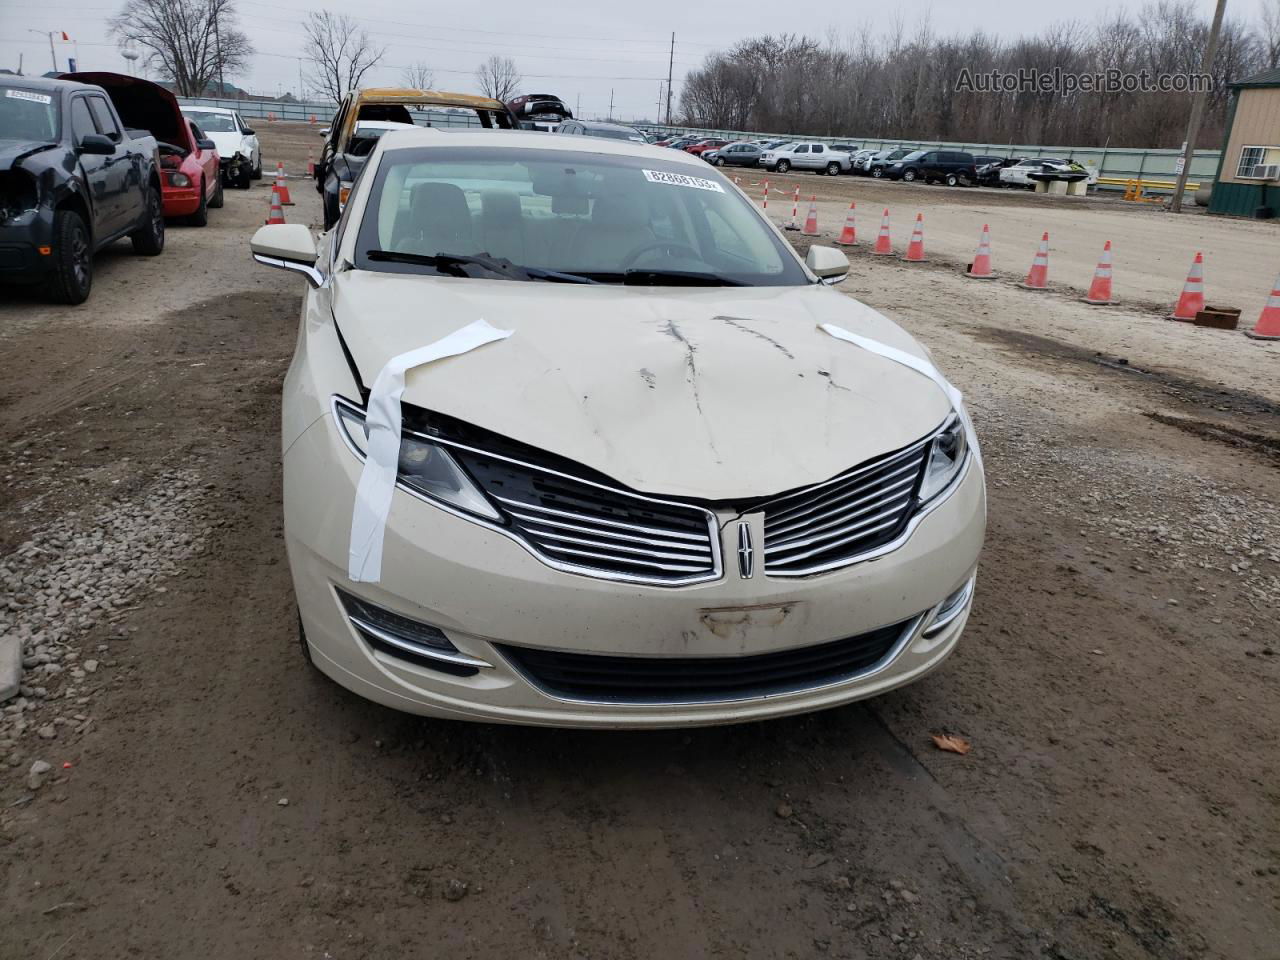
[762,437,931,577]
[450,448,721,586]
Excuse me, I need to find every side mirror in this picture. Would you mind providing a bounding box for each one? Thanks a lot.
[242,128,256,136]
[197,138,217,151]
[250,224,323,287]
[806,245,849,285]
[78,133,114,155]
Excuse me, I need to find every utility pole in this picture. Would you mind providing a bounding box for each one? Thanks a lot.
[608,88,614,121]
[1171,0,1227,213]
[214,13,225,96]
[297,58,304,101]
[575,92,580,117]
[656,83,664,121]
[665,32,675,125]
[28,30,57,71]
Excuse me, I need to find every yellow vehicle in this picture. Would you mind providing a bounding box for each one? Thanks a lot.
[316,88,518,228]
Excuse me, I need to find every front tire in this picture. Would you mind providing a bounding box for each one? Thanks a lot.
[776,159,790,173]
[251,152,263,180]
[871,167,884,178]
[187,178,209,227]
[825,162,840,176]
[715,157,725,166]
[209,174,224,208]
[49,209,92,305]
[945,173,959,187]
[130,186,165,257]
[902,169,917,182]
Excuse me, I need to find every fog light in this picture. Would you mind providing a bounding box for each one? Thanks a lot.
[336,588,490,676]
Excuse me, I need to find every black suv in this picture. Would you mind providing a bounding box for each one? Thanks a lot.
[886,150,976,186]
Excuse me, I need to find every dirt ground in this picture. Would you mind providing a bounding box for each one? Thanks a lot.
[1,124,1277,960]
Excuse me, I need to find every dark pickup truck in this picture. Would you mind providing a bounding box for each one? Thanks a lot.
[1,74,165,304]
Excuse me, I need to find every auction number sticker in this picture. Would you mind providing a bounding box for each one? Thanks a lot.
[6,89,53,105]
[643,169,724,193]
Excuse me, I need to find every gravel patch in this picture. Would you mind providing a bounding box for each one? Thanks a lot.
[0,469,213,770]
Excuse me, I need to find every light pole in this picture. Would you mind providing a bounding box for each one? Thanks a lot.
[1171,0,1228,213]
[27,29,57,72]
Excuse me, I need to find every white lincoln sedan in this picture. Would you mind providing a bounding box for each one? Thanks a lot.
[251,128,985,728]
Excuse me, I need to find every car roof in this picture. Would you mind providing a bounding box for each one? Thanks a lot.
[355,87,506,111]
[377,126,712,167]
[0,75,88,93]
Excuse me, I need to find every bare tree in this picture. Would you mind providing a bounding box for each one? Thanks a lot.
[474,55,521,102]
[1262,0,1280,68]
[302,11,386,104]
[401,61,434,91]
[109,0,251,96]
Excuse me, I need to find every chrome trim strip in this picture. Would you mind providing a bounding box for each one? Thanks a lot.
[765,460,922,531]
[526,527,713,560]
[526,529,714,564]
[330,396,723,587]
[535,543,708,573]
[503,510,714,553]
[766,482,915,543]
[922,574,976,638]
[763,454,972,578]
[766,509,905,560]
[502,614,926,707]
[253,252,325,288]
[493,497,709,542]
[349,614,493,669]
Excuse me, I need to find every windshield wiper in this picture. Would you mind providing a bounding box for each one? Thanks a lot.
[365,250,597,284]
[622,269,746,287]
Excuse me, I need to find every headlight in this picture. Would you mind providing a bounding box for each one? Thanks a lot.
[338,180,353,210]
[918,417,968,503]
[169,172,191,187]
[334,401,500,521]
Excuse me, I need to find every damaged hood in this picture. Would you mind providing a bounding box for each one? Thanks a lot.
[0,139,57,172]
[331,272,954,500]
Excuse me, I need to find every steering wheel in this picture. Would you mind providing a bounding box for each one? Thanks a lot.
[619,241,703,271]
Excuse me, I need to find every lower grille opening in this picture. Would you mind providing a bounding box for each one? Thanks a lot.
[496,619,915,704]
[337,589,481,678]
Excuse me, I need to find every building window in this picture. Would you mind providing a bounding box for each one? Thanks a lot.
[1236,145,1277,179]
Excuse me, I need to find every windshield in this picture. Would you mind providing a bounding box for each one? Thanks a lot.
[901,150,926,161]
[1,87,59,141]
[590,126,643,141]
[354,146,808,286]
[183,110,238,133]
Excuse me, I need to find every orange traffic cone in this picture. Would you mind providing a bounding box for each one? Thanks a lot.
[1243,272,1280,340]
[274,162,293,205]
[1083,241,1115,305]
[1168,252,1205,321]
[902,213,926,262]
[965,224,995,279]
[1021,232,1050,289]
[871,209,893,256]
[801,196,819,236]
[265,187,285,225]
[835,202,856,246]
[306,150,316,178]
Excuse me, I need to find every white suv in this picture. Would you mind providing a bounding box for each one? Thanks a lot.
[760,142,852,175]
[179,106,261,188]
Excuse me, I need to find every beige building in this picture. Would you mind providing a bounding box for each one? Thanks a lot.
[1210,67,1280,217]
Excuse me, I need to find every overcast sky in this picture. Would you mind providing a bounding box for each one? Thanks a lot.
[0,0,1270,119]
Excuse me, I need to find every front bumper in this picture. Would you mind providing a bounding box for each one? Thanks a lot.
[219,154,250,183]
[162,182,201,217]
[0,208,57,280]
[286,412,986,728]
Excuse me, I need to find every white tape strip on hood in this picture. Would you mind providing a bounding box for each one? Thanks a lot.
[348,319,513,583]
[818,323,982,469]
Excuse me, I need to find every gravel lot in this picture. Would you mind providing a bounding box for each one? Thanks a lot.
[0,125,1277,959]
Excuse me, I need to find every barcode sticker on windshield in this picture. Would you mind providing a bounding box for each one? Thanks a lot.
[642,169,724,193]
[6,89,53,105]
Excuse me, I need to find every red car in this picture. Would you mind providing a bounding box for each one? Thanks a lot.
[684,138,729,156]
[63,72,222,225]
